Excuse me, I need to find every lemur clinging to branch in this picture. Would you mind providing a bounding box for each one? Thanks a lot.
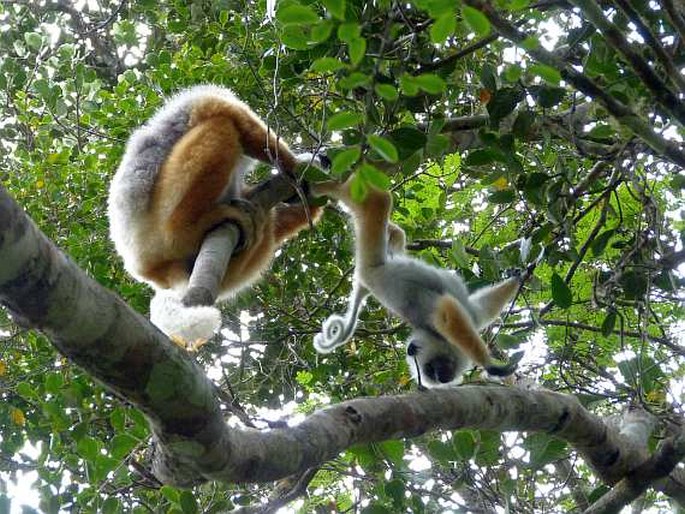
[311,177,524,387]
[109,85,326,344]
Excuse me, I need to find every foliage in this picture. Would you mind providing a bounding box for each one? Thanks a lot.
[0,0,683,512]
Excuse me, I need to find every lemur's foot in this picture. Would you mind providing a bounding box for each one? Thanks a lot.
[219,198,266,252]
[296,151,331,171]
[485,350,525,377]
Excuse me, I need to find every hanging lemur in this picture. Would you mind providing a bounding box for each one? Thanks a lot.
[311,177,524,388]
[108,85,325,343]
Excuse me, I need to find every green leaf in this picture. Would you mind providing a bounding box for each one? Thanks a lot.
[160,486,180,503]
[311,57,346,73]
[430,13,456,44]
[44,372,63,394]
[427,440,456,464]
[359,163,390,189]
[487,86,524,124]
[180,491,198,514]
[524,433,567,469]
[375,83,399,101]
[462,6,491,36]
[277,4,319,25]
[339,71,370,89]
[452,430,476,460]
[321,0,346,20]
[503,64,523,83]
[327,111,363,131]
[24,32,43,50]
[350,172,368,202]
[331,147,362,176]
[281,26,310,49]
[338,22,361,42]
[399,74,419,96]
[465,148,502,166]
[77,436,100,461]
[16,381,36,399]
[367,134,399,163]
[102,497,121,514]
[590,229,616,257]
[378,440,404,465]
[311,21,334,43]
[110,407,126,432]
[550,273,572,308]
[414,73,447,94]
[388,127,427,156]
[488,190,516,204]
[348,36,366,66]
[530,85,566,108]
[601,312,617,337]
[110,433,138,459]
[529,63,561,85]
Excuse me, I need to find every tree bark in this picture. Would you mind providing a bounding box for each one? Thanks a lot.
[0,184,684,505]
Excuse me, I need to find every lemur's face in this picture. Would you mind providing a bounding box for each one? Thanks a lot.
[405,331,470,388]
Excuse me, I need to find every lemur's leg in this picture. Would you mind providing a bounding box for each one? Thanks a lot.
[191,96,300,174]
[153,115,259,250]
[273,203,324,244]
[432,294,491,368]
[431,294,519,376]
[312,179,393,269]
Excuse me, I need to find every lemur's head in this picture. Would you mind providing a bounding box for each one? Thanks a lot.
[405,329,471,388]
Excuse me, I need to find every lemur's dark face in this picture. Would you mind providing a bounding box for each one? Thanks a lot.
[423,354,458,384]
[406,336,466,388]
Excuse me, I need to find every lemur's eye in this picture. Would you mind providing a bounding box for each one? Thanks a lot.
[406,341,420,356]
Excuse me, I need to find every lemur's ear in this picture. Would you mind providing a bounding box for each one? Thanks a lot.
[468,277,520,329]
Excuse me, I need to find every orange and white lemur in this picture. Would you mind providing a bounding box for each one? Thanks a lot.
[108,85,325,343]
[311,178,524,387]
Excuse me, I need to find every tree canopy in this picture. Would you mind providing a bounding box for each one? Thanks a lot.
[0,0,684,512]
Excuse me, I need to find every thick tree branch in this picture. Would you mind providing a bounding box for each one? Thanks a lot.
[462,0,685,168]
[1,184,685,505]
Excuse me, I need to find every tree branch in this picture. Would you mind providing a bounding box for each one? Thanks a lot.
[584,430,685,514]
[462,0,685,168]
[570,0,685,125]
[612,0,685,93]
[1,184,685,505]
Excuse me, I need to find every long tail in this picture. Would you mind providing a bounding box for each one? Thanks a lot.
[314,282,369,353]
[150,290,221,344]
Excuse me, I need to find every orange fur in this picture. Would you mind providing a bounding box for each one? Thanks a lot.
[135,96,320,297]
[432,295,491,367]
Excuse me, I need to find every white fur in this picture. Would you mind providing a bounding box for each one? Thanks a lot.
[149,290,221,343]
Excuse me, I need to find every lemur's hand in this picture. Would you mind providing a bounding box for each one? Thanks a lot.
[219,198,267,252]
[296,151,331,171]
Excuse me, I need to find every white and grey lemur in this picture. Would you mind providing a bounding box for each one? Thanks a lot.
[311,177,524,388]
[108,85,325,343]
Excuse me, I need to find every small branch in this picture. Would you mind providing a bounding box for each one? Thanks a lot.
[584,430,685,514]
[462,0,685,168]
[503,319,685,357]
[570,0,685,126]
[659,0,685,44]
[612,0,685,93]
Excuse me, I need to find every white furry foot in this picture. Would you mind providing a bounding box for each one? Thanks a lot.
[150,290,221,345]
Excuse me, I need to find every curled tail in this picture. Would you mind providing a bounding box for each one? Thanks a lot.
[150,290,221,345]
[314,283,368,353]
